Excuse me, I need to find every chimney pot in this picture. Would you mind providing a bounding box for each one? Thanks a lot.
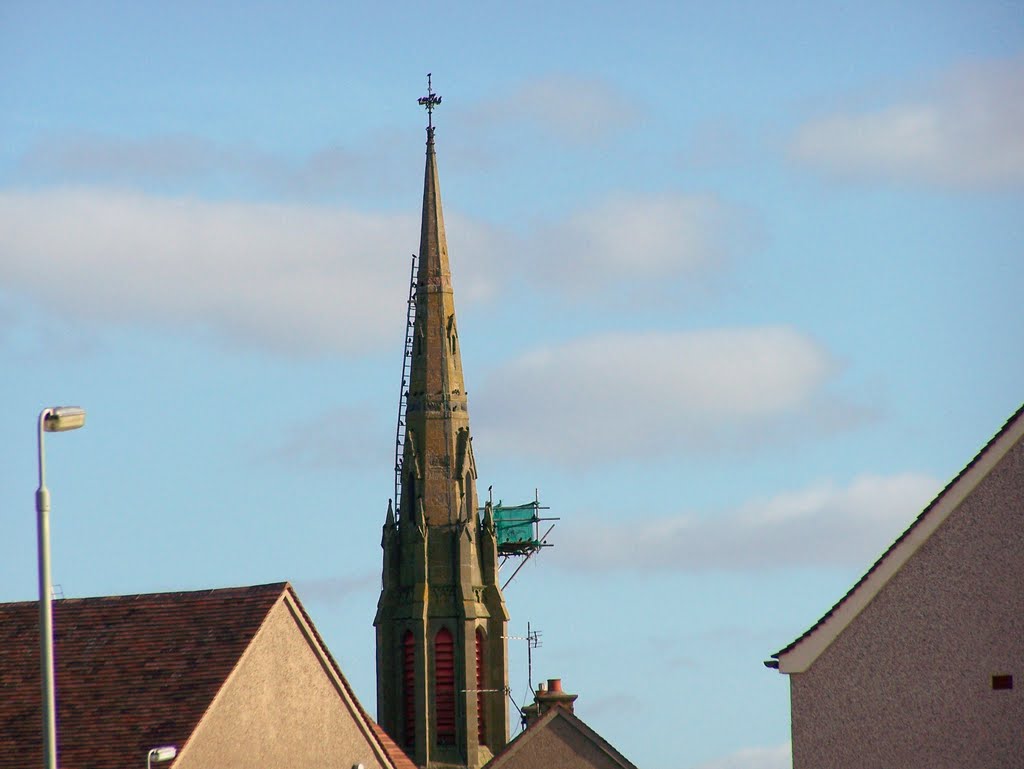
[548,678,562,693]
[537,682,547,693]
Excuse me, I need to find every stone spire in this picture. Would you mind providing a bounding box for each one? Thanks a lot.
[375,81,509,769]
[402,111,473,528]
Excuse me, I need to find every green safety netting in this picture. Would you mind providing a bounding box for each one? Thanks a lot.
[486,503,539,548]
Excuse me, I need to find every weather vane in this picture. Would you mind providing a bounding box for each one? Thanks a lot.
[417,73,442,132]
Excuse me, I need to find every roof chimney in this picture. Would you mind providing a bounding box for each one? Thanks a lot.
[521,676,578,728]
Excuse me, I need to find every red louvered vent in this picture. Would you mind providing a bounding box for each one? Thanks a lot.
[435,627,456,746]
[402,631,416,748]
[476,629,486,745]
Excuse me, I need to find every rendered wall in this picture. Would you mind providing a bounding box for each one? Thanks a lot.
[175,599,389,769]
[790,437,1024,769]
[494,716,625,769]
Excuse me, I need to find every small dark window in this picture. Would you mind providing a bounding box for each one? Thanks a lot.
[992,674,1013,690]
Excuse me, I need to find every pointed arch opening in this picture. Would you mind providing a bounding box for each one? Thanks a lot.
[434,626,456,746]
[475,627,486,745]
[402,631,416,749]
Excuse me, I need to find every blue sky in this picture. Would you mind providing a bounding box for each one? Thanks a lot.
[1,3,1022,767]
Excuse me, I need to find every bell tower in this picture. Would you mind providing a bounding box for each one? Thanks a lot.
[375,78,510,769]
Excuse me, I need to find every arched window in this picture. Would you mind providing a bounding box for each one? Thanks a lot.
[476,628,486,744]
[402,631,416,749]
[434,627,456,746]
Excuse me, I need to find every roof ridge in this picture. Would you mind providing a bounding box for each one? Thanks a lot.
[1,581,290,606]
[174,584,289,763]
[0,580,287,769]
[282,586,414,769]
[483,707,638,769]
[774,402,1024,665]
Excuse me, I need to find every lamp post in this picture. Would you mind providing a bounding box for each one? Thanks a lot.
[37,406,86,769]
[147,746,177,769]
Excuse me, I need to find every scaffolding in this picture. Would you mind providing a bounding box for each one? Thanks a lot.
[481,490,557,589]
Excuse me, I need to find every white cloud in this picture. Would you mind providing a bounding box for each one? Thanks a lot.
[473,327,846,463]
[450,192,742,303]
[558,473,941,572]
[0,187,411,355]
[790,57,1024,187]
[528,194,737,293]
[689,742,791,769]
[451,192,742,301]
[0,188,743,355]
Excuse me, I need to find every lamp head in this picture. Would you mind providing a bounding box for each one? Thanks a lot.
[148,746,177,762]
[42,407,86,433]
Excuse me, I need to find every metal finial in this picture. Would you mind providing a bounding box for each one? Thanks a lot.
[417,72,442,132]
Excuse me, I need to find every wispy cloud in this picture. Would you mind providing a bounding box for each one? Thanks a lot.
[451,192,744,303]
[0,187,411,355]
[473,327,858,464]
[0,188,743,355]
[14,131,412,199]
[451,191,744,305]
[558,473,940,572]
[262,403,392,470]
[582,692,645,718]
[291,572,379,607]
[528,194,740,294]
[790,57,1024,188]
[11,77,642,202]
[460,74,642,144]
[688,742,791,769]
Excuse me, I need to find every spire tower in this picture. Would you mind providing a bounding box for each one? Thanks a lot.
[375,79,510,769]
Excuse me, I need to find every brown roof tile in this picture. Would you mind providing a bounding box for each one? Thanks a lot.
[0,582,285,769]
[368,721,419,769]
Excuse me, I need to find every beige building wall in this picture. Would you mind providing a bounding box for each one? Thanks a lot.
[176,596,391,769]
[790,437,1024,769]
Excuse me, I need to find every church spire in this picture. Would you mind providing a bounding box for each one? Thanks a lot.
[404,74,470,527]
[375,79,510,769]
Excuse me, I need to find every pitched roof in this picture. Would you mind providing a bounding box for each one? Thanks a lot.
[281,590,417,769]
[484,707,638,769]
[369,721,419,769]
[773,403,1024,673]
[0,581,416,769]
[0,582,284,769]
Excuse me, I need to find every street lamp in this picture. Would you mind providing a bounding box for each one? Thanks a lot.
[37,406,86,769]
[147,747,177,768]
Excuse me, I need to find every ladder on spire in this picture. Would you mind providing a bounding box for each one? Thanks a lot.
[394,254,418,510]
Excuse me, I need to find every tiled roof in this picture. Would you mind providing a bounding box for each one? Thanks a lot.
[0,582,285,769]
[369,722,419,769]
[773,402,1024,663]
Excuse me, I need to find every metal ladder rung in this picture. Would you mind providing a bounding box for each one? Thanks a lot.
[394,254,418,509]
